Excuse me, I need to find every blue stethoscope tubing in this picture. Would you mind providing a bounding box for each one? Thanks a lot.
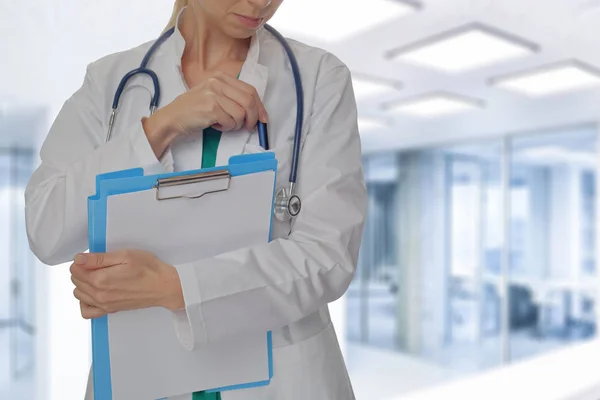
[263,24,303,185]
[106,24,303,220]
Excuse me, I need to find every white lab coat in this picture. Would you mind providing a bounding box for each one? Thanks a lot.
[25,10,366,400]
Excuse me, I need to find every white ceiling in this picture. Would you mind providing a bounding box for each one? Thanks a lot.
[3,0,600,154]
[271,0,600,154]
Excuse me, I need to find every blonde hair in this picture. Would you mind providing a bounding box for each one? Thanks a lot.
[164,0,188,32]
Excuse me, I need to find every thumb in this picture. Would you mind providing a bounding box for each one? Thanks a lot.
[74,252,122,270]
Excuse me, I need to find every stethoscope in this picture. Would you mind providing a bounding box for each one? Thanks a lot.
[106,25,303,222]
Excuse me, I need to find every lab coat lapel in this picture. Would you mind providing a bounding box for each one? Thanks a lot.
[161,8,204,169]
[153,8,189,107]
[215,31,269,167]
[157,7,269,168]
[154,61,187,110]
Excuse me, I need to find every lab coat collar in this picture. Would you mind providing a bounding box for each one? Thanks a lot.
[170,7,270,167]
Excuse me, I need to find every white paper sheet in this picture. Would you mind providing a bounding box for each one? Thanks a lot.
[103,170,275,400]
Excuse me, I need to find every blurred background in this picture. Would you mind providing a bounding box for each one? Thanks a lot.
[2,0,600,399]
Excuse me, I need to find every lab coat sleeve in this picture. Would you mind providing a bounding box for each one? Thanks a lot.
[173,61,367,348]
[25,65,174,266]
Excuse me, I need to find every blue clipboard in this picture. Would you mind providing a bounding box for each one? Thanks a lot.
[88,152,277,400]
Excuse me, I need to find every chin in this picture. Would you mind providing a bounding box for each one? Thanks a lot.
[226,25,259,39]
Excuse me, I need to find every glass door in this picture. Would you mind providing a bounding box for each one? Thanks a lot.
[13,150,35,380]
[0,149,36,398]
[508,129,598,362]
[447,156,483,346]
[0,154,11,391]
[444,143,503,372]
[349,154,399,348]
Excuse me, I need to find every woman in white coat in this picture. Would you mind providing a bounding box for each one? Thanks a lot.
[25,0,367,399]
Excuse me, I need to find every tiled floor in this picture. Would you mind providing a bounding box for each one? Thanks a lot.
[346,336,581,400]
[0,328,35,400]
[0,377,34,400]
[346,343,458,400]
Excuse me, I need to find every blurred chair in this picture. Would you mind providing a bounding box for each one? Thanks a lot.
[509,284,538,330]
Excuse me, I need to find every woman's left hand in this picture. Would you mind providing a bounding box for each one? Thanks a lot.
[70,250,185,319]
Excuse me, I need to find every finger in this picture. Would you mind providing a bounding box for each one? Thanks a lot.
[71,266,112,301]
[80,302,106,320]
[215,73,259,100]
[214,95,246,131]
[74,252,122,270]
[71,275,100,302]
[217,74,268,124]
[70,263,94,285]
[217,83,260,130]
[74,287,99,308]
[206,73,267,126]
[208,95,237,131]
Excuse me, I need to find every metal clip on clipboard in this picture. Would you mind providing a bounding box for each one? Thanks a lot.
[154,169,231,201]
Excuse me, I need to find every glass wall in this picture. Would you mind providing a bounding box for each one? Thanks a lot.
[509,130,597,361]
[444,144,503,371]
[348,126,598,378]
[348,154,399,348]
[0,148,36,400]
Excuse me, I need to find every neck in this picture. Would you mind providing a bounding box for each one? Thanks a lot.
[180,6,250,71]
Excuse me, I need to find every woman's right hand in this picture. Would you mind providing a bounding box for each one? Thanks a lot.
[142,71,269,158]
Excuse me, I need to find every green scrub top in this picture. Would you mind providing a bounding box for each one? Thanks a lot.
[193,391,221,400]
[200,127,222,169]
[193,127,222,400]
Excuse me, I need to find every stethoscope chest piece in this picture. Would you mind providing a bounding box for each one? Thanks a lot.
[288,194,301,217]
[274,185,302,222]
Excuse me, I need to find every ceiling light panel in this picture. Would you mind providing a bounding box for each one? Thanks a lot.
[358,117,389,132]
[353,77,402,100]
[387,93,483,117]
[390,26,536,72]
[491,63,600,97]
[269,0,418,42]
